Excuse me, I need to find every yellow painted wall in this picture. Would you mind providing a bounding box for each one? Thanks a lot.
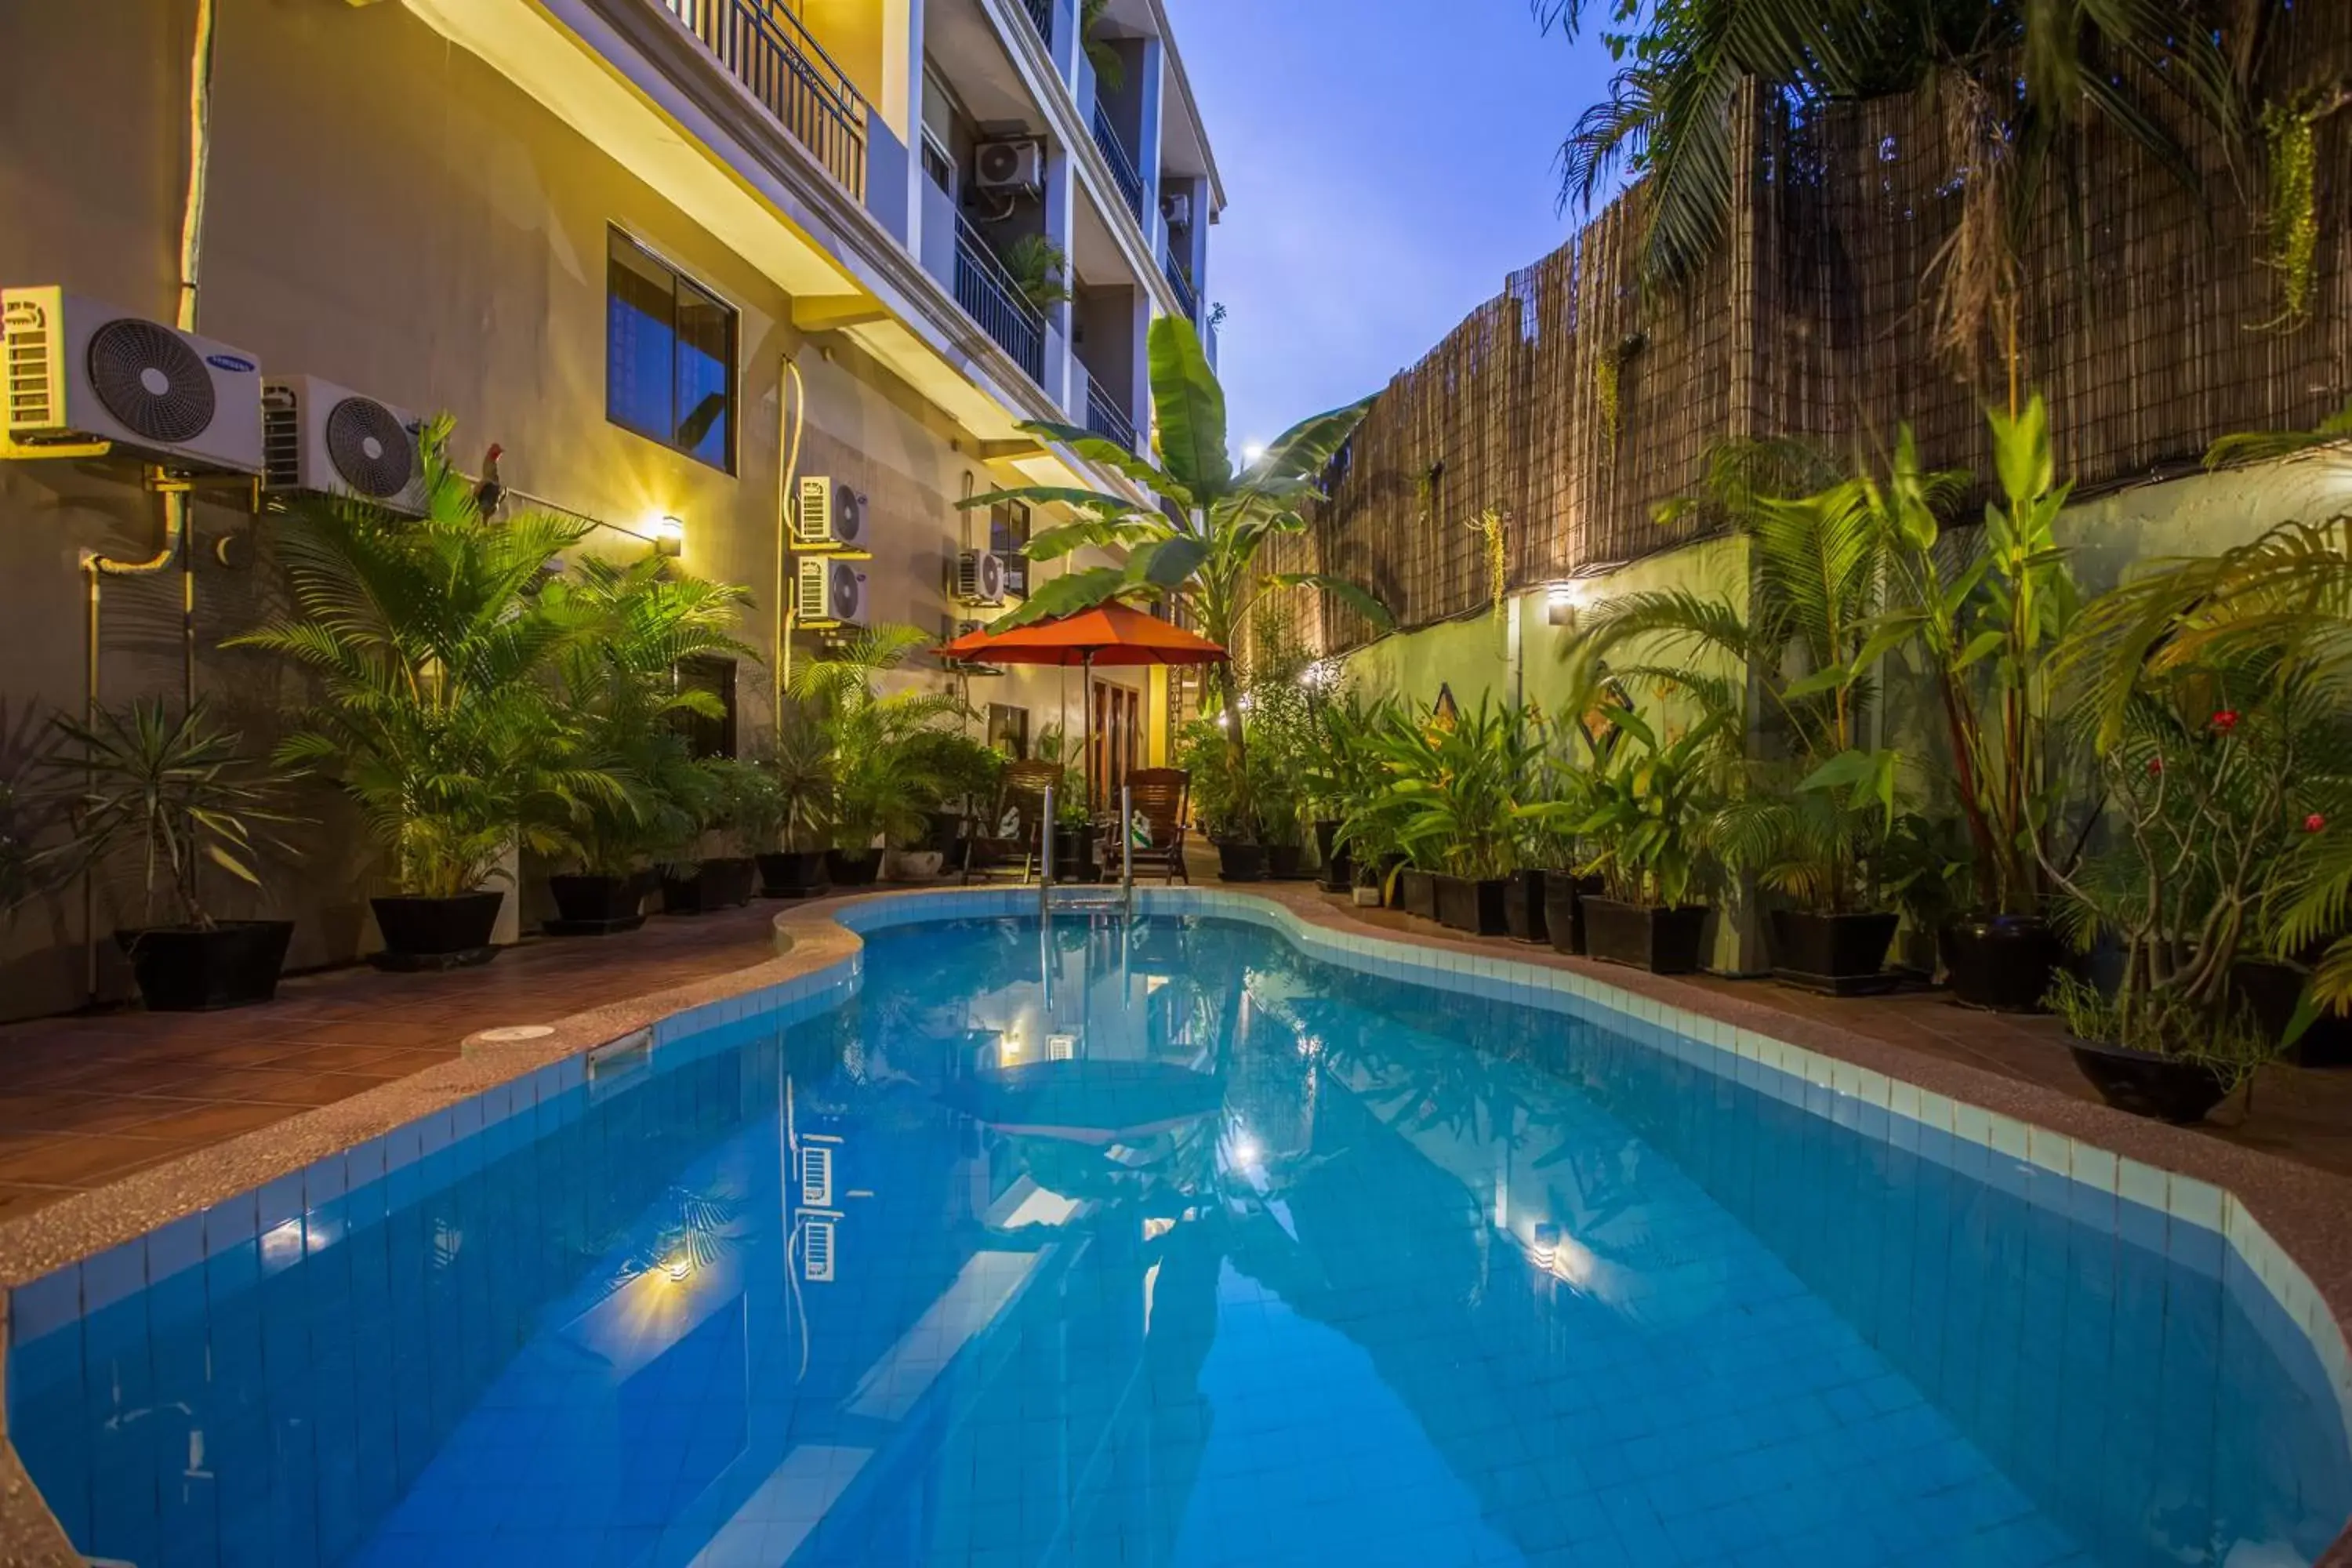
[0,0,1132,1018]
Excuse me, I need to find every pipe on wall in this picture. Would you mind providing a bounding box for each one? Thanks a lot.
[78,0,219,1000]
[775,352,806,733]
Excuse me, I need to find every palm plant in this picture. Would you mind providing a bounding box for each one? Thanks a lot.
[997,234,1075,313]
[540,554,756,877]
[766,701,835,853]
[791,625,966,859]
[41,699,296,931]
[1536,0,2251,376]
[960,315,1391,815]
[1567,445,1903,913]
[232,419,613,898]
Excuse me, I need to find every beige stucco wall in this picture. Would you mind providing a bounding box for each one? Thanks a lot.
[0,0,1142,1019]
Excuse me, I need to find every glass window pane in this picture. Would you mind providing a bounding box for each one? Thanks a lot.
[673,281,734,470]
[607,234,676,442]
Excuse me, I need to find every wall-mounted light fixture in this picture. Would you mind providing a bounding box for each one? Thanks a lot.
[1545,582,1584,627]
[654,515,686,558]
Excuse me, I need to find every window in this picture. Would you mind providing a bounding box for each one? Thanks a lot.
[674,655,739,759]
[990,500,1033,597]
[607,229,737,472]
[920,129,956,197]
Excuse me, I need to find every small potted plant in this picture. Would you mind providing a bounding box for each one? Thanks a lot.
[1569,710,1722,974]
[1376,699,1533,937]
[1180,717,1263,881]
[45,699,299,1011]
[2040,670,2313,1122]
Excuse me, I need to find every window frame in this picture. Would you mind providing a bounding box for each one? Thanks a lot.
[605,226,740,476]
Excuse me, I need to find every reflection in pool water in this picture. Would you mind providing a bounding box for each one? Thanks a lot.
[10,913,2349,1567]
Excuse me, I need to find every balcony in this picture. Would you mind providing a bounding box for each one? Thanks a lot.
[1018,0,1054,49]
[1091,106,1145,224]
[1161,248,1200,322]
[1081,368,1139,453]
[953,216,1048,383]
[662,0,869,199]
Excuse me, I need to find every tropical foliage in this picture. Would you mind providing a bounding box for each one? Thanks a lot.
[790,625,968,858]
[232,420,616,898]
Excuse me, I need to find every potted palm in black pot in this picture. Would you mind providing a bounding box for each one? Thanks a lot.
[232,418,609,971]
[541,553,757,932]
[45,699,298,1011]
[1374,696,1534,938]
[796,625,967,891]
[660,759,766,914]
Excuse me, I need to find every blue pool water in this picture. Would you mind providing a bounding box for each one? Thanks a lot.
[11,911,2350,1566]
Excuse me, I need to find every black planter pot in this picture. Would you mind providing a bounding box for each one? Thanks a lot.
[1941,917,2065,1013]
[1582,898,1711,975]
[2234,958,2352,1068]
[661,857,757,914]
[370,892,503,971]
[1769,909,1901,996]
[1215,840,1265,883]
[757,850,831,900]
[926,809,965,856]
[2067,1038,2235,1124]
[1051,825,1100,883]
[115,920,294,1011]
[1398,868,1438,920]
[825,849,882,887]
[1313,820,1352,892]
[1266,844,1308,880]
[1436,874,1511,936]
[545,872,651,935]
[1502,869,1551,945]
[1542,873,1606,956]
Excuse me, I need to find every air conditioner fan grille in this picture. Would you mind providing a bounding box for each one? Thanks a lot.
[325,396,416,498]
[87,319,213,445]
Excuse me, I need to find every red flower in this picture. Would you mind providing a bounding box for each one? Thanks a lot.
[2307,814,2328,834]
[2146,756,2164,776]
[2212,710,2241,733]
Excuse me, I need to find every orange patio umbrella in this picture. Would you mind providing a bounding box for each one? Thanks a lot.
[940,602,1228,813]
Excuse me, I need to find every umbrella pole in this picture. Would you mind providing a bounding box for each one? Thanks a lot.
[1082,650,1096,822]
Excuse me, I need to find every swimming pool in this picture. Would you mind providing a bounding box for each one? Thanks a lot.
[9,895,2350,1566]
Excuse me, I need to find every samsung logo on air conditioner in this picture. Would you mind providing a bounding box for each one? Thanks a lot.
[205,352,258,374]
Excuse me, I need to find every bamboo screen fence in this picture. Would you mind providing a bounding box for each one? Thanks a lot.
[1276,9,2352,657]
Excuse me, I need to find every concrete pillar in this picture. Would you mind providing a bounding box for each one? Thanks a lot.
[1041,137,1078,411]
[1133,35,1167,262]
[1045,0,1080,86]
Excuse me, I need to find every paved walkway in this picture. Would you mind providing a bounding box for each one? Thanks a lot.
[3,880,2351,1223]
[0,904,776,1219]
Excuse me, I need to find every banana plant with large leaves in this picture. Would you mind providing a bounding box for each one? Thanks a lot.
[960,316,1391,818]
[963,318,1388,684]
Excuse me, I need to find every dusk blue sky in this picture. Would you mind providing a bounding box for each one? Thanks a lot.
[1167,0,1621,452]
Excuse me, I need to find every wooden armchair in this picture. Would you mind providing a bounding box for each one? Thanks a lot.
[1107,768,1190,884]
[960,760,1065,884]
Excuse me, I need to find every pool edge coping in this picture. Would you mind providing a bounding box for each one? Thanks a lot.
[3,883,2351,1566]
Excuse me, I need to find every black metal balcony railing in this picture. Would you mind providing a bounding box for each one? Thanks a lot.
[1162,247,1200,322]
[1091,105,1145,223]
[1019,0,1054,49]
[663,0,869,200]
[1081,368,1139,453]
[953,216,1047,383]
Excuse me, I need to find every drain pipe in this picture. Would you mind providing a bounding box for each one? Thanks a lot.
[79,0,217,1000]
[774,353,805,735]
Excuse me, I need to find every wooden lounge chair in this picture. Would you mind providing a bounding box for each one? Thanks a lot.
[960,760,1064,884]
[1105,768,1189,884]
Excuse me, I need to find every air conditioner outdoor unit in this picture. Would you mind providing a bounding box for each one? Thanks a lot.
[794,474,866,550]
[956,548,1006,607]
[1160,191,1192,229]
[2,286,264,474]
[797,557,870,627]
[974,140,1044,197]
[261,374,426,514]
